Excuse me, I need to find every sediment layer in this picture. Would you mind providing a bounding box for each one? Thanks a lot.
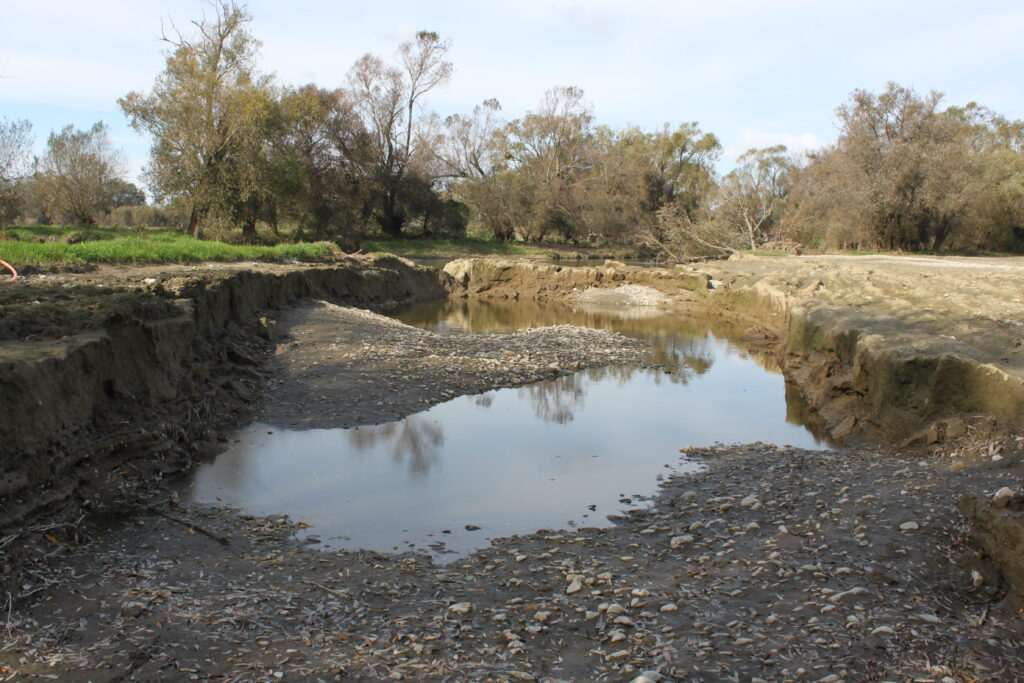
[0,257,444,535]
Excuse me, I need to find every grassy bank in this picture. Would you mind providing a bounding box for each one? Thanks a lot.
[0,226,639,266]
[361,237,552,259]
[0,228,337,266]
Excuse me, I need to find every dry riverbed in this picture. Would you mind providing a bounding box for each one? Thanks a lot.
[3,255,1024,681]
[5,441,1024,681]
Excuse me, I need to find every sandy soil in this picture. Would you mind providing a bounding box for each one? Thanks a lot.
[3,254,1024,681]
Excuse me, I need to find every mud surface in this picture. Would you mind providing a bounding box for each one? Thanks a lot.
[2,254,1024,681]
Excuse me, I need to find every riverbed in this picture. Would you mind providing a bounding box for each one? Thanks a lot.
[183,298,828,557]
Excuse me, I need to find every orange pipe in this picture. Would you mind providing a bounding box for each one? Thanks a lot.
[0,259,17,281]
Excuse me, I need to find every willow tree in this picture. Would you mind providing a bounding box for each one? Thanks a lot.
[39,122,125,225]
[715,145,796,249]
[794,83,1024,251]
[119,1,272,238]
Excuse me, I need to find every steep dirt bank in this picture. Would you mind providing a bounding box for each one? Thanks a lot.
[0,256,443,585]
[442,255,1024,446]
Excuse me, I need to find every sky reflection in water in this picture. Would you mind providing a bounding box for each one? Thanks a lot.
[184,299,828,558]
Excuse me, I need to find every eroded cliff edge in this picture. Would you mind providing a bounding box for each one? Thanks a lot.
[442,254,1024,446]
[0,256,445,536]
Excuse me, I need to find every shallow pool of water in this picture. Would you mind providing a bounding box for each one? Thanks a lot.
[183,298,829,558]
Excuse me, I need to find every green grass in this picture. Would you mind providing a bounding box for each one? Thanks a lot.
[0,229,338,266]
[4,225,132,242]
[361,237,552,258]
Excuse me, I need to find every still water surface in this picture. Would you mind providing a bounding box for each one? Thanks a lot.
[183,299,829,558]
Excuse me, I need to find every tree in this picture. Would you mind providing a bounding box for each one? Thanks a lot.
[119,1,272,237]
[489,85,596,242]
[793,83,1024,252]
[715,145,795,249]
[267,85,373,242]
[107,179,147,207]
[38,122,124,225]
[346,31,453,237]
[0,118,32,224]
[645,122,721,219]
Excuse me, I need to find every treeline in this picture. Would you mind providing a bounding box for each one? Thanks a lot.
[2,1,1022,255]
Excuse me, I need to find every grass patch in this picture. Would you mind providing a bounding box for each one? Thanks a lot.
[0,229,338,266]
[361,237,551,258]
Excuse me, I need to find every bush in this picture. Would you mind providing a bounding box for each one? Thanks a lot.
[108,205,183,229]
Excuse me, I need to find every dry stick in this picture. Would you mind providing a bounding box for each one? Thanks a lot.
[301,580,348,599]
[4,592,12,635]
[145,506,231,546]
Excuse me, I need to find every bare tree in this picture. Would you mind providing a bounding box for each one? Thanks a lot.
[346,31,453,237]
[0,118,32,223]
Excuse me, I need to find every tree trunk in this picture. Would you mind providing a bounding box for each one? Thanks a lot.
[379,194,404,238]
[187,207,207,239]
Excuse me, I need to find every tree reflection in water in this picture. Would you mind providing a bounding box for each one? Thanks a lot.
[347,416,444,477]
[519,373,586,424]
[517,335,716,425]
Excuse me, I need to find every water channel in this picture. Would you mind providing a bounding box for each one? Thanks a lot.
[182,298,830,559]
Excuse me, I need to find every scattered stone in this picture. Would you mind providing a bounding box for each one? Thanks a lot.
[993,486,1014,507]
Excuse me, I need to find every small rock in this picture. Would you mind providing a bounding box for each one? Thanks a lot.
[993,487,1014,507]
[448,602,473,615]
[533,610,552,623]
[631,672,663,683]
[566,578,583,595]
[740,495,760,508]
[121,602,146,618]
[670,535,694,549]
[659,603,678,613]
[899,521,919,531]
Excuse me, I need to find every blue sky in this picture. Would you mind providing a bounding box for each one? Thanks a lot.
[3,0,1022,187]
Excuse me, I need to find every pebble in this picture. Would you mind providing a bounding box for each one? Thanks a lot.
[670,535,694,549]
[631,672,663,683]
[828,587,866,603]
[448,602,473,614]
[899,521,919,531]
[993,486,1014,507]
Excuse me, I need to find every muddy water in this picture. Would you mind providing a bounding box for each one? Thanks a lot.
[184,299,828,558]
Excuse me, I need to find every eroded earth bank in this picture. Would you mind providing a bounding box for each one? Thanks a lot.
[2,254,1024,681]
